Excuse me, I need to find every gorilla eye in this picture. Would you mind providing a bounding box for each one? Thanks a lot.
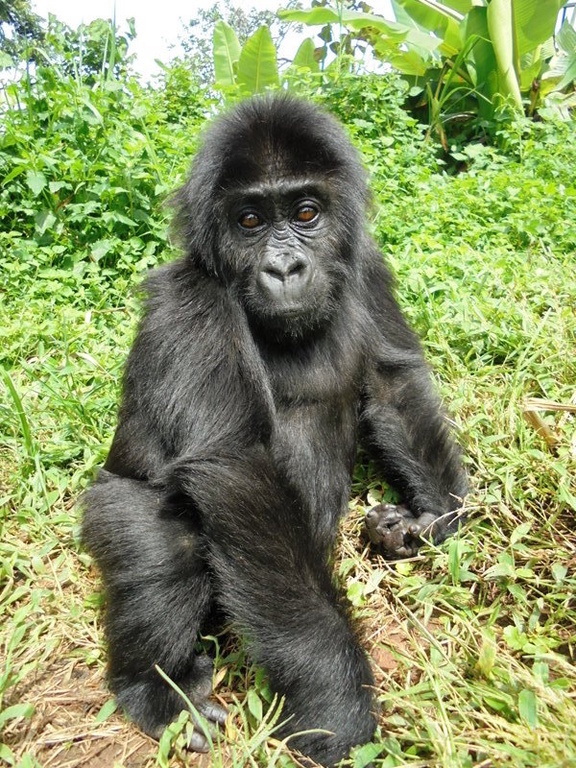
[238,211,263,230]
[294,204,319,225]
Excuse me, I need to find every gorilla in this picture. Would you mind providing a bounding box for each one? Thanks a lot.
[82,94,467,766]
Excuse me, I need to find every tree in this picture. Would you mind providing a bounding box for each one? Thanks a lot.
[0,0,44,65]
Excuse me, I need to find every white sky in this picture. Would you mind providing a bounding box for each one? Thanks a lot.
[32,1,394,79]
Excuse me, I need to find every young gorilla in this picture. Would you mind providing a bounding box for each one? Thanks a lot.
[82,95,467,766]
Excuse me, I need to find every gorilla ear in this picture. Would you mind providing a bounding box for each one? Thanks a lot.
[168,168,219,276]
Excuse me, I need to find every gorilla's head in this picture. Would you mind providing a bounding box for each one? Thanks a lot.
[173,95,370,337]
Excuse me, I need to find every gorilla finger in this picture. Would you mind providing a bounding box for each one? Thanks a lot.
[365,506,401,530]
[196,700,228,726]
[380,529,408,553]
[186,729,211,753]
[410,513,440,539]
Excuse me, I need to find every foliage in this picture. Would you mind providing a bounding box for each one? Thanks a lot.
[212,19,322,99]
[213,21,278,95]
[279,1,576,143]
[2,14,576,768]
[0,0,44,66]
[541,19,576,117]
[40,15,136,84]
[0,54,209,289]
[179,0,280,85]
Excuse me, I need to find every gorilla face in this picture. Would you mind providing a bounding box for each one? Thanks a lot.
[221,176,345,334]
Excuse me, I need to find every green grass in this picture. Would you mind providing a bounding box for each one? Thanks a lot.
[1,61,576,768]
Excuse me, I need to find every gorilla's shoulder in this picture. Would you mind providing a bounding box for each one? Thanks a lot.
[133,259,233,349]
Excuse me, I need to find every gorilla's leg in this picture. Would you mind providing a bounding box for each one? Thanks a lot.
[82,472,226,751]
[169,446,376,767]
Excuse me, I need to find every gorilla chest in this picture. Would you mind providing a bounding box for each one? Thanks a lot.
[259,333,363,525]
[271,396,359,526]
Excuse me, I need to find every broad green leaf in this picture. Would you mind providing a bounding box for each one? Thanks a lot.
[2,164,26,185]
[465,8,498,118]
[439,0,474,12]
[280,8,410,40]
[281,6,441,59]
[291,38,319,72]
[49,180,69,193]
[392,0,453,56]
[545,21,576,90]
[80,95,103,123]
[347,580,365,606]
[518,689,538,728]
[513,0,564,57]
[403,0,465,19]
[519,47,544,90]
[35,210,56,236]
[552,562,568,583]
[476,635,497,678]
[246,688,263,721]
[91,239,113,262]
[95,698,117,722]
[392,0,422,30]
[0,702,35,728]
[101,211,137,227]
[556,56,576,90]
[353,741,386,767]
[372,39,431,75]
[338,11,442,52]
[395,0,463,55]
[558,19,576,54]
[279,8,352,26]
[503,625,528,651]
[237,26,279,95]
[213,20,241,86]
[510,520,531,546]
[26,169,47,196]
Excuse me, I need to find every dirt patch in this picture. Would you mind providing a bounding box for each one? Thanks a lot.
[3,653,176,767]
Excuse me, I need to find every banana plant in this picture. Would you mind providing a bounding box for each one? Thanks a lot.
[213,21,279,97]
[212,20,319,99]
[279,1,572,125]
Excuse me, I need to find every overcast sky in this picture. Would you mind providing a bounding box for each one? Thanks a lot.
[32,1,393,79]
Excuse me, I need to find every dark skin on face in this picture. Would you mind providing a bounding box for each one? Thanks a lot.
[226,179,331,313]
[81,95,467,766]
[237,188,322,305]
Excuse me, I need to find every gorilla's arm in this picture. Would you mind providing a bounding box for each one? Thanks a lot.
[359,251,467,557]
[103,260,272,478]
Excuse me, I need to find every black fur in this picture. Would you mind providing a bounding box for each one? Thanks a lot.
[82,94,467,766]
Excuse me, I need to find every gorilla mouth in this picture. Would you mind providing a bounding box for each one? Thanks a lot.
[271,299,309,315]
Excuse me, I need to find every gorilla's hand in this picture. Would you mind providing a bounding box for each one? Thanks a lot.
[364,504,440,558]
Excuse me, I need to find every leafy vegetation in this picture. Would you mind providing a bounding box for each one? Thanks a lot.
[0,0,44,66]
[1,9,576,768]
[280,1,576,143]
[179,0,285,85]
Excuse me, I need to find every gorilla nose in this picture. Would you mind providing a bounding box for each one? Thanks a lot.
[263,253,309,282]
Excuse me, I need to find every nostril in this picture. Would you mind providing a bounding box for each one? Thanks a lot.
[287,261,306,277]
[263,264,284,280]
